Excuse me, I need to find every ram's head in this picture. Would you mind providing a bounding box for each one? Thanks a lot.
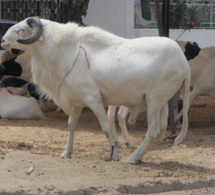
[1,17,43,50]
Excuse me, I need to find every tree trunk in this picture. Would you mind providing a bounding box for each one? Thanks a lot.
[62,0,90,24]
[155,0,164,36]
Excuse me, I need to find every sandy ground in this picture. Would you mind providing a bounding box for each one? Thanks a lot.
[0,96,215,194]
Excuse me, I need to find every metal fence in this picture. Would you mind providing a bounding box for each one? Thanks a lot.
[1,0,215,28]
[0,0,66,22]
[135,0,215,29]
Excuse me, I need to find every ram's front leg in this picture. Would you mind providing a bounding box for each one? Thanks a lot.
[61,106,83,159]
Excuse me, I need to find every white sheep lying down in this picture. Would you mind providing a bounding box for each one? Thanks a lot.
[1,17,190,163]
[0,87,44,119]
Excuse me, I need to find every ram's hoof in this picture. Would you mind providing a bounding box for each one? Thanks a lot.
[61,151,72,159]
[110,145,120,161]
[124,156,143,164]
[114,141,121,148]
[125,142,134,148]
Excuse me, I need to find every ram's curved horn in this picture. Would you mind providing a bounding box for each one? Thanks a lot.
[17,17,43,44]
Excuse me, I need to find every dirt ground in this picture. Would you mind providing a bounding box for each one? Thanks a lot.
[0,96,215,195]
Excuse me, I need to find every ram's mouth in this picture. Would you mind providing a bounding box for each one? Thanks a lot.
[1,42,10,50]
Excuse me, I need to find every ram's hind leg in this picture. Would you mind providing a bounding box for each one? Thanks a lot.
[157,103,168,141]
[117,106,134,148]
[88,101,119,161]
[125,96,162,164]
[176,84,200,121]
[107,105,120,146]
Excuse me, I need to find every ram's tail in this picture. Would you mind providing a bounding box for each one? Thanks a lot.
[174,73,190,145]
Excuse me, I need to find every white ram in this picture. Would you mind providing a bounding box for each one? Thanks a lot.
[1,17,190,163]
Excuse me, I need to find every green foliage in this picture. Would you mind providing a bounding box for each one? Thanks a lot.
[170,0,201,29]
[170,0,187,28]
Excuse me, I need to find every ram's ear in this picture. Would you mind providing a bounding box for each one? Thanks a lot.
[39,33,44,42]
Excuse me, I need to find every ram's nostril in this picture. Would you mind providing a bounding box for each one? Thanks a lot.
[1,39,5,43]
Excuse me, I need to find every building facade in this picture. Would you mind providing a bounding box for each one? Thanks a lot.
[84,0,215,48]
[0,0,65,22]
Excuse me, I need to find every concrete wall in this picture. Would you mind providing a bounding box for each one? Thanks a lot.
[83,0,215,48]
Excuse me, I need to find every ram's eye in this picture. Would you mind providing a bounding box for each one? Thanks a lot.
[16,27,25,32]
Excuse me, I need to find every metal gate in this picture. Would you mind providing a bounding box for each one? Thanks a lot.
[0,0,66,22]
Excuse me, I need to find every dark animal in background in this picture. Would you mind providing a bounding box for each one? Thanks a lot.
[0,49,39,99]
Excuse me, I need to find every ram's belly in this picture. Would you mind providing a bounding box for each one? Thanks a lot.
[101,87,145,107]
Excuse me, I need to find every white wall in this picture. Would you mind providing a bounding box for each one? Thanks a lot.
[170,29,215,48]
[84,0,215,48]
[83,0,128,37]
